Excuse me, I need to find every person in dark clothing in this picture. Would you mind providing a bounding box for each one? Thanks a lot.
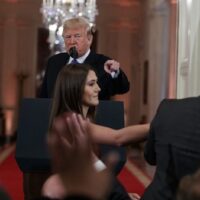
[177,169,200,200]
[141,97,200,200]
[39,17,129,100]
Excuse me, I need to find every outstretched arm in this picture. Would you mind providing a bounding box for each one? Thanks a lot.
[77,114,149,146]
[46,112,113,200]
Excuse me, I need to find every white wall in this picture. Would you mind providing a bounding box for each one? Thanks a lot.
[146,0,171,120]
[177,0,200,98]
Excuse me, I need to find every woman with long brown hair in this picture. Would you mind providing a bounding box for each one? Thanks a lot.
[43,63,146,200]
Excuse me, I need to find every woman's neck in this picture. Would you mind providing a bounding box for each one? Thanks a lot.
[82,105,89,118]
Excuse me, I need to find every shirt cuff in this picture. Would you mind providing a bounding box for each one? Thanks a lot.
[111,69,120,79]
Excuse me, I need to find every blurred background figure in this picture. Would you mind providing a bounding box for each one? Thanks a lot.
[44,112,114,200]
[177,169,200,200]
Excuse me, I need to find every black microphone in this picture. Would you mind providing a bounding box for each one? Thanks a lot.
[69,47,78,59]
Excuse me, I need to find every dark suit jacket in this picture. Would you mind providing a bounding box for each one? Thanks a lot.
[141,97,200,200]
[39,51,130,100]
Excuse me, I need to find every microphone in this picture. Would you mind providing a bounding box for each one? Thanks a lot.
[69,47,78,59]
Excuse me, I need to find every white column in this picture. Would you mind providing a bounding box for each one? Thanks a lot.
[147,0,170,120]
[177,0,200,98]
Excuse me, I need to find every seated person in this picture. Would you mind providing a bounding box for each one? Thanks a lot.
[177,169,200,200]
[42,64,145,199]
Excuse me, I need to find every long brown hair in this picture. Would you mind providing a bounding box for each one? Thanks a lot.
[49,64,96,129]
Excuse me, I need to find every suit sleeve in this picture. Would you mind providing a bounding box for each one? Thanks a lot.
[110,69,130,95]
[92,53,130,99]
[144,119,156,165]
[144,99,166,165]
[38,60,50,98]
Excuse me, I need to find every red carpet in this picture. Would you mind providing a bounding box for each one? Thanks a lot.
[0,150,145,200]
[118,166,145,196]
[0,152,24,200]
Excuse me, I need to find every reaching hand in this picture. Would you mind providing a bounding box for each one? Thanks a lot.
[47,112,114,200]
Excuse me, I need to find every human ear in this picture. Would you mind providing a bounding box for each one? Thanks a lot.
[87,34,93,45]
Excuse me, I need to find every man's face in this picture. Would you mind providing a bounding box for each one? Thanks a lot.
[63,27,92,57]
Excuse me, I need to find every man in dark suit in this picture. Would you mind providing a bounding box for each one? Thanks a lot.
[141,97,200,200]
[39,17,130,100]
